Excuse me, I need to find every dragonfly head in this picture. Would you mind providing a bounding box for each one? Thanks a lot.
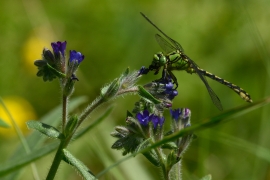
[153,52,166,66]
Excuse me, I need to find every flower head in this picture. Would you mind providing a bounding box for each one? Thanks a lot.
[136,110,152,126]
[69,50,84,64]
[151,115,165,129]
[34,41,86,83]
[51,41,67,56]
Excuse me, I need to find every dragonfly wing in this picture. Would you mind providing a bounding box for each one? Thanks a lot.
[141,12,184,52]
[170,38,184,52]
[155,34,176,54]
[188,58,223,111]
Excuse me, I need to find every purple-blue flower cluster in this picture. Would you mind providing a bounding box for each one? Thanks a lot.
[136,110,164,128]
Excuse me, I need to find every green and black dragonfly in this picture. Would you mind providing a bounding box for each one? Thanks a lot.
[140,12,252,111]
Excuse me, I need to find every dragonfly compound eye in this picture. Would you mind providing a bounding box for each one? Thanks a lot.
[154,52,166,65]
[153,54,160,61]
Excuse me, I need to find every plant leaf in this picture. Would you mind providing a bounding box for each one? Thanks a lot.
[0,118,10,128]
[0,141,59,177]
[62,149,97,180]
[136,138,160,167]
[101,78,120,101]
[161,142,177,150]
[119,67,129,80]
[200,174,212,180]
[26,121,64,139]
[137,85,161,104]
[168,160,181,180]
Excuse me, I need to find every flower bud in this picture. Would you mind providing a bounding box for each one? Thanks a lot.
[43,48,55,65]
[101,78,120,101]
[64,115,78,136]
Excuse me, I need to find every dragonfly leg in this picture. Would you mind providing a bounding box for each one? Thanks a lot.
[153,67,168,84]
[168,70,178,89]
[162,68,167,80]
[157,68,179,89]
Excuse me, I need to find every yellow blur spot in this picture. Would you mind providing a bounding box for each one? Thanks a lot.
[0,96,37,138]
[22,31,52,75]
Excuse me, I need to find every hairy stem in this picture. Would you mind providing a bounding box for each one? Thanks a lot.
[46,141,65,180]
[150,138,168,180]
[62,95,68,132]
[77,96,105,128]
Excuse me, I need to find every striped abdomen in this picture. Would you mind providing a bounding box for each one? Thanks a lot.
[197,68,253,103]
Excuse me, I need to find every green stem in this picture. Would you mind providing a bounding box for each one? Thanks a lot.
[150,138,168,180]
[46,92,69,180]
[62,95,68,132]
[76,87,138,130]
[77,96,105,128]
[46,141,65,180]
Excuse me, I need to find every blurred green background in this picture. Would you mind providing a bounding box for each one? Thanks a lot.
[0,0,270,179]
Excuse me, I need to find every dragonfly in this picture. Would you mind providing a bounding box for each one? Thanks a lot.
[140,12,252,111]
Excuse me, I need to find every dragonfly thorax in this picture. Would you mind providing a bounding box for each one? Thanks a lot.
[167,51,181,62]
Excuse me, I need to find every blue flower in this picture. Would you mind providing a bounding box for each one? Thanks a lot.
[170,108,182,121]
[136,110,152,126]
[165,82,174,91]
[69,50,84,64]
[51,41,67,56]
[163,81,178,100]
[151,115,165,129]
[168,90,178,99]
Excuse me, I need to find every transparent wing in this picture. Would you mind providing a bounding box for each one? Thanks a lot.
[187,57,223,111]
[170,38,184,52]
[155,34,176,54]
[141,12,184,52]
